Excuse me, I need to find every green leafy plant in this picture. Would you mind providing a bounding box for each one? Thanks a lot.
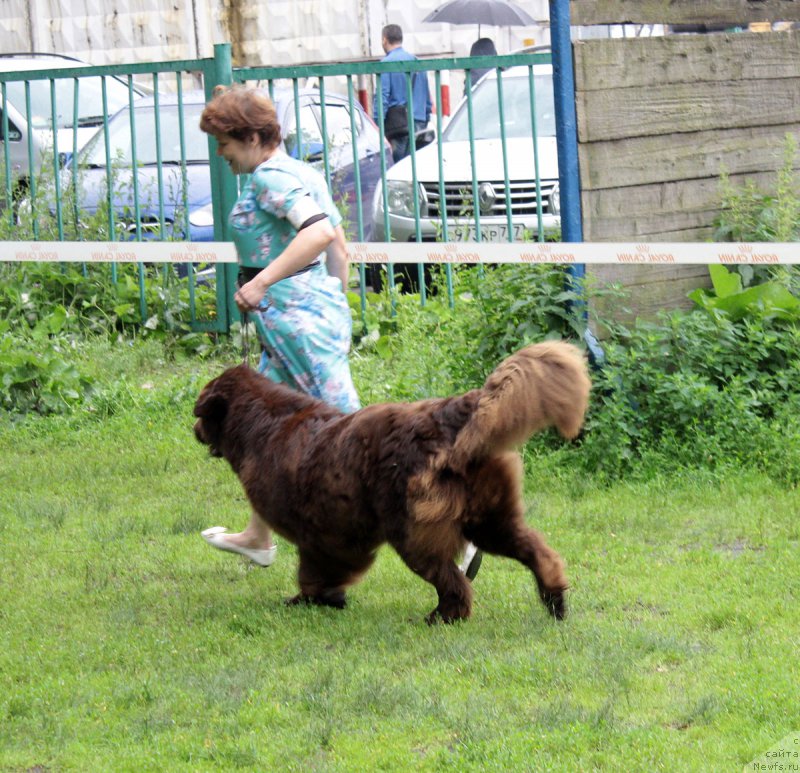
[566,133,800,480]
[575,306,800,483]
[688,264,800,321]
[0,162,223,417]
[699,133,800,321]
[0,324,94,415]
[348,283,460,403]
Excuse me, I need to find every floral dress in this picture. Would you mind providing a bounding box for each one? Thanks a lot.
[229,152,360,413]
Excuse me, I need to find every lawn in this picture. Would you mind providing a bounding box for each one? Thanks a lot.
[0,343,798,771]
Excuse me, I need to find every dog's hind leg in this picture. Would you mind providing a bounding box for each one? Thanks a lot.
[471,521,568,619]
[396,533,474,624]
[425,563,474,624]
[465,457,569,619]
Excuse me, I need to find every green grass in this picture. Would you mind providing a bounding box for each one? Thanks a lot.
[1,342,798,771]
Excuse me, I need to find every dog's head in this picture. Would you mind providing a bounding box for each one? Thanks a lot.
[194,363,338,461]
[193,366,251,458]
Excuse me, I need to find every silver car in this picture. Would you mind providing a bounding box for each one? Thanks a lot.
[0,53,139,189]
[371,63,560,244]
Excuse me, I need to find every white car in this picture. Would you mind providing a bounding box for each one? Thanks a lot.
[0,53,140,189]
[371,62,560,245]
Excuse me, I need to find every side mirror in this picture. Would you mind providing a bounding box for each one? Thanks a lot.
[0,122,22,142]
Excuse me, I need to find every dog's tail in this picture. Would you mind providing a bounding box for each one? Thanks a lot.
[448,341,590,472]
[407,342,589,525]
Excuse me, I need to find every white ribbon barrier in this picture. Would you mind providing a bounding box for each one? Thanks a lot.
[6,241,239,263]
[349,242,800,265]
[4,241,800,265]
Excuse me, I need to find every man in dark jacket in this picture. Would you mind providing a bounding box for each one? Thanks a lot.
[374,23,432,162]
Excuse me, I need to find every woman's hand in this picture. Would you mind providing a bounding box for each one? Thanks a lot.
[234,276,268,312]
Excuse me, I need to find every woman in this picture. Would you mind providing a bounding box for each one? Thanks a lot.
[198,85,359,567]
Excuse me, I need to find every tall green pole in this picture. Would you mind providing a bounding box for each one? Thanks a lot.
[206,43,240,331]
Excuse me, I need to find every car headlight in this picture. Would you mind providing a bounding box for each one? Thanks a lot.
[385,180,424,218]
[189,203,214,228]
[548,183,560,216]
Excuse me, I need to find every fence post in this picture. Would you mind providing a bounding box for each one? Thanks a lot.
[549,0,604,364]
[206,43,239,332]
[549,0,581,245]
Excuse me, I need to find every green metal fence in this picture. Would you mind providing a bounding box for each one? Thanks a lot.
[0,45,556,332]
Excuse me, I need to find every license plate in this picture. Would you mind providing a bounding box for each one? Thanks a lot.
[449,223,528,242]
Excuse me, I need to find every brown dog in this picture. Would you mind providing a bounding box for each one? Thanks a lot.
[194,341,590,623]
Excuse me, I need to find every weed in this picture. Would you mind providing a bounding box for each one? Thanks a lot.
[714,133,799,244]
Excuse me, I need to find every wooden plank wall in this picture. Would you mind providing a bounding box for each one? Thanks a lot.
[571,0,800,26]
[575,31,800,242]
[568,1,800,327]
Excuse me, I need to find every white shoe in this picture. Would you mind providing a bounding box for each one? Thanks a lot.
[201,526,277,567]
[458,542,483,581]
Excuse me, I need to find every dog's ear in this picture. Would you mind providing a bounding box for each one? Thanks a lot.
[194,390,228,421]
[194,389,229,457]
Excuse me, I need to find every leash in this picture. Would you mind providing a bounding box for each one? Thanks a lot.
[241,304,271,367]
[238,268,268,366]
[241,310,252,365]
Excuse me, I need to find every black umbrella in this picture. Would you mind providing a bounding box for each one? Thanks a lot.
[422,0,536,31]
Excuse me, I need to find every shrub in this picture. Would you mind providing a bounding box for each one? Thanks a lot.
[0,325,94,416]
[350,253,800,486]
[444,263,587,389]
[577,303,800,484]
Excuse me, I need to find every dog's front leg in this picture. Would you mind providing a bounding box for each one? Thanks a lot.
[285,548,361,611]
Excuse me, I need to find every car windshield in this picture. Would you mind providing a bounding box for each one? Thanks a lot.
[3,74,134,130]
[444,71,556,142]
[82,103,208,166]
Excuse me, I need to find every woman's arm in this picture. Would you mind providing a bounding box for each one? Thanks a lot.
[325,224,350,292]
[234,217,334,311]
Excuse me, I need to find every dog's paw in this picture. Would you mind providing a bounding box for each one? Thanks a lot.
[317,589,347,609]
[425,609,440,625]
[540,587,568,620]
[285,591,347,610]
[425,608,469,625]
